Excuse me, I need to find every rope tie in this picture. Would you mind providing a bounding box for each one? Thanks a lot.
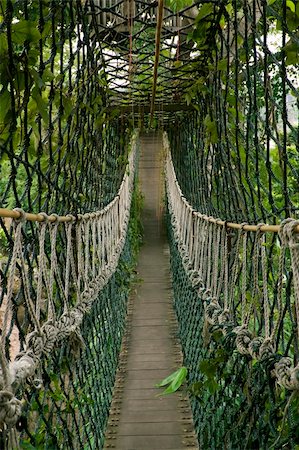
[223,223,230,310]
[64,218,74,312]
[0,140,137,430]
[283,219,299,343]
[241,225,248,324]
[234,326,253,355]
[205,298,222,326]
[228,226,244,316]
[216,224,227,302]
[164,139,299,391]
[0,391,22,429]
[37,214,50,322]
[274,358,299,390]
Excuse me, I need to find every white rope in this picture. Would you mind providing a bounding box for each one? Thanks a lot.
[163,132,299,391]
[0,135,138,428]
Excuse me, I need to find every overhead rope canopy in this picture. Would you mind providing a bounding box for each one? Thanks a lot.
[0,0,298,449]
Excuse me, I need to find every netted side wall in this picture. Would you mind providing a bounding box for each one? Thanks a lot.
[0,0,130,215]
[165,1,299,442]
[167,210,299,449]
[0,2,140,447]
[15,219,139,449]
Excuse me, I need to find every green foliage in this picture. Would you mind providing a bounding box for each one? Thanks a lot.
[156,366,188,394]
[0,0,115,214]
[165,0,193,13]
[11,20,41,44]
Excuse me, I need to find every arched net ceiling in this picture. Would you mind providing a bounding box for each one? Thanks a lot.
[91,0,200,115]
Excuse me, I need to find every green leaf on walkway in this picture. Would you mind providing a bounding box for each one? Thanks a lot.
[156,367,187,395]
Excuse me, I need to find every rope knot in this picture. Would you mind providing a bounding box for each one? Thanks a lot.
[26,332,44,359]
[248,337,263,359]
[234,326,252,355]
[189,271,202,288]
[0,390,22,428]
[38,212,49,223]
[279,218,298,246]
[202,289,212,301]
[198,285,206,296]
[57,310,83,340]
[41,322,58,355]
[13,208,26,223]
[259,338,274,362]
[205,299,222,325]
[49,213,59,224]
[218,308,230,325]
[10,351,37,387]
[274,357,299,390]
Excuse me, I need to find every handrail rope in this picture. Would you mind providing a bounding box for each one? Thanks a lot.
[164,132,299,391]
[163,134,299,234]
[0,137,138,429]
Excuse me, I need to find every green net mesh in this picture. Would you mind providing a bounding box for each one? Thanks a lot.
[0,0,299,448]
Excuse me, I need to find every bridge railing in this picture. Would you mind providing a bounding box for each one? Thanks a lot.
[165,101,299,447]
[0,135,138,447]
[0,1,138,447]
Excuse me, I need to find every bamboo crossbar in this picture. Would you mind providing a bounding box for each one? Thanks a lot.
[1,206,299,233]
[0,208,72,223]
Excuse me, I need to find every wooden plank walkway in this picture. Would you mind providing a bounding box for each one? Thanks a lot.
[104,132,198,450]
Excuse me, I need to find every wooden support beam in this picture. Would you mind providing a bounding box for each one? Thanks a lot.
[150,0,164,126]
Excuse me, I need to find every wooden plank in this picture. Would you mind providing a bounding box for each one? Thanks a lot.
[104,132,198,450]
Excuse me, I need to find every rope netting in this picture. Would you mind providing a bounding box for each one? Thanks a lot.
[0,0,299,448]
[164,1,299,448]
[0,145,140,448]
[165,135,299,447]
[0,1,142,448]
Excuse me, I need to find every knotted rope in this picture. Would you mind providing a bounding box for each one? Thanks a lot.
[164,133,299,391]
[0,140,137,428]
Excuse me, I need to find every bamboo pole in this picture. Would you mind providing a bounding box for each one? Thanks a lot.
[0,208,72,223]
[193,214,299,233]
[0,205,298,233]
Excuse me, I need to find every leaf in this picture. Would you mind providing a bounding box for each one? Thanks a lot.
[42,68,55,83]
[217,58,228,71]
[204,114,218,144]
[286,0,295,13]
[225,4,233,15]
[31,87,49,124]
[11,20,41,44]
[156,368,183,387]
[166,0,193,13]
[41,22,52,40]
[62,95,73,119]
[0,34,8,56]
[284,40,299,65]
[156,367,187,395]
[196,3,214,22]
[0,91,11,123]
[285,50,299,65]
[267,0,277,5]
[206,378,219,394]
[30,68,44,89]
[189,381,204,397]
[199,359,217,378]
[19,441,36,450]
[173,60,182,68]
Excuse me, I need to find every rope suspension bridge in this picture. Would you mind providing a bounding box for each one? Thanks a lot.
[0,0,298,449]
